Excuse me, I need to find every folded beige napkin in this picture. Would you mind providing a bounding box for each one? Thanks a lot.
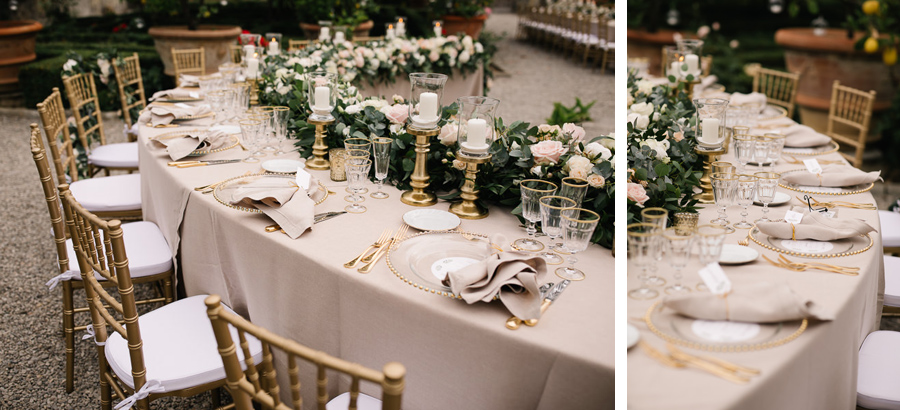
[730,92,767,109]
[691,75,719,96]
[444,248,549,320]
[138,104,212,126]
[664,282,833,323]
[782,165,881,187]
[756,211,875,241]
[229,175,325,239]
[750,117,795,135]
[779,124,833,148]
[150,128,233,160]
[149,88,200,101]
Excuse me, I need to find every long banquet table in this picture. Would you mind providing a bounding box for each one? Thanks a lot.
[627,113,885,408]
[138,122,613,409]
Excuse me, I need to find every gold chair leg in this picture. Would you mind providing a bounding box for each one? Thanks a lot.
[883,306,900,318]
[63,281,76,393]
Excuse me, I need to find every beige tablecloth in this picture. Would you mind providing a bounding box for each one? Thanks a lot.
[139,121,612,409]
[627,118,884,408]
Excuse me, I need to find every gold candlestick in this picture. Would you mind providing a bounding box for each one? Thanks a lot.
[678,77,701,100]
[449,151,492,219]
[249,77,260,106]
[401,126,441,207]
[693,145,725,204]
[306,117,335,170]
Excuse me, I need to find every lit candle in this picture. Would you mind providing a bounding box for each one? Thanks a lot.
[319,27,330,41]
[669,62,680,79]
[386,25,395,40]
[315,86,330,110]
[434,22,442,38]
[463,118,488,153]
[243,44,255,60]
[419,92,438,121]
[268,38,279,55]
[701,118,719,144]
[245,53,259,78]
[396,18,406,36]
[684,54,699,76]
[334,31,345,43]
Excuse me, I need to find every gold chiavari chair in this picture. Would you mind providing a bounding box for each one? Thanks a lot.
[204,295,406,410]
[112,53,147,139]
[172,47,205,86]
[29,124,173,393]
[701,55,713,77]
[62,73,139,176]
[353,36,385,44]
[826,80,876,168]
[752,67,801,118]
[59,184,262,410]
[230,44,243,64]
[288,39,311,52]
[37,88,143,221]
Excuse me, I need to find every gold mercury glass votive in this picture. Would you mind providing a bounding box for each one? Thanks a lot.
[674,212,700,234]
[329,148,348,181]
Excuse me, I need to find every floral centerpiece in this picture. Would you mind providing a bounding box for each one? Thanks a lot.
[626,69,703,225]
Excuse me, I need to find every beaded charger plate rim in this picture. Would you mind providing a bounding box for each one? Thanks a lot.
[212,173,328,213]
[173,111,215,121]
[152,97,204,103]
[748,226,873,259]
[759,104,788,121]
[386,230,499,301]
[644,301,808,352]
[153,129,240,156]
[777,169,875,196]
[781,140,840,157]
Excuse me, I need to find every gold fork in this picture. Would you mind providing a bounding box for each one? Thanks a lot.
[640,341,750,384]
[795,196,876,210]
[343,229,392,269]
[195,170,252,192]
[358,225,409,274]
[778,255,859,274]
[762,254,858,276]
[667,344,760,376]
[782,155,843,165]
[738,232,752,246]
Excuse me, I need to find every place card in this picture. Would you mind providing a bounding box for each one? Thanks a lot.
[431,257,479,281]
[784,210,804,224]
[698,263,731,295]
[780,239,834,253]
[797,186,843,194]
[691,320,761,342]
[189,91,200,99]
[803,159,822,175]
[295,168,311,190]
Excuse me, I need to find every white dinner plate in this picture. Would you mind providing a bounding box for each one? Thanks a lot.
[719,244,759,265]
[403,209,461,231]
[753,191,790,206]
[262,159,305,174]
[627,324,640,349]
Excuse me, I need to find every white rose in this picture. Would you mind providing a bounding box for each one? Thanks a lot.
[286,57,301,66]
[600,137,615,150]
[630,102,654,117]
[96,59,111,78]
[587,174,605,188]
[342,127,351,136]
[369,58,379,68]
[459,50,470,64]
[343,71,356,82]
[565,155,593,175]
[474,42,483,53]
[462,36,473,49]
[628,113,650,130]
[584,142,612,161]
[389,123,404,135]
[276,85,291,95]
[345,104,361,115]
[569,168,589,180]
[275,68,289,78]
[531,165,544,177]
[438,123,458,145]
[63,59,77,71]
[636,80,654,95]
[627,93,634,107]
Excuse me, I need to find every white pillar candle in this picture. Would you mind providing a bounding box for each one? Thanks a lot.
[701,118,719,144]
[245,55,259,78]
[684,54,699,75]
[467,118,487,148]
[334,31,345,43]
[243,45,255,60]
[319,27,330,41]
[268,38,279,55]
[397,20,406,36]
[434,23,442,38]
[669,62,680,79]
[386,25,395,40]
[419,92,439,121]
[315,86,330,110]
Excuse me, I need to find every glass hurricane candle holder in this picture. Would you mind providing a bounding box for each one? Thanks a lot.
[307,71,336,121]
[433,20,443,37]
[676,39,704,79]
[385,23,396,40]
[693,98,729,149]
[318,21,333,41]
[408,73,449,130]
[264,32,282,55]
[395,16,407,37]
[662,45,682,82]
[456,96,501,157]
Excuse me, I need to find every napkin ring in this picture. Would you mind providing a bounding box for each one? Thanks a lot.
[790,223,796,241]
[718,292,732,321]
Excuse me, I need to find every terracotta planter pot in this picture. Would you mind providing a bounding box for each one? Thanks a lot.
[300,20,374,41]
[442,14,488,38]
[626,28,684,77]
[149,25,242,76]
[0,20,42,93]
[775,27,900,131]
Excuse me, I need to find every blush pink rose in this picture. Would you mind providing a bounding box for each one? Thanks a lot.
[531,140,567,165]
[385,104,409,124]
[627,183,650,207]
[562,123,586,142]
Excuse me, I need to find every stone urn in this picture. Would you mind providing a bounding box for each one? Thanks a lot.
[300,20,374,40]
[775,27,900,131]
[441,14,488,38]
[148,25,243,77]
[0,20,43,93]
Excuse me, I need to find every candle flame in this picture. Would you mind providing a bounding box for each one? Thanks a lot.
[254,52,259,58]
[436,22,441,27]
[398,18,404,23]
[388,24,393,29]
[272,37,276,42]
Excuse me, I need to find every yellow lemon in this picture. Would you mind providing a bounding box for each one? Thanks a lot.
[884,47,898,65]
[863,0,880,15]
[865,37,880,53]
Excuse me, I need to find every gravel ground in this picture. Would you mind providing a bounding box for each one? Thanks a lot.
[0,11,613,408]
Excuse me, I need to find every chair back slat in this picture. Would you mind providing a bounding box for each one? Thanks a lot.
[205,296,406,410]
[63,73,106,148]
[826,80,877,166]
[288,39,311,51]
[172,48,205,86]
[112,53,147,128]
[752,67,800,118]
[29,124,72,274]
[262,341,282,406]
[37,88,80,183]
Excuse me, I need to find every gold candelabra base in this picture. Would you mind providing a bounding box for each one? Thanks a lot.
[401,126,441,207]
[693,145,725,204]
[306,117,335,170]
[249,78,260,106]
[679,78,701,100]
[449,152,492,220]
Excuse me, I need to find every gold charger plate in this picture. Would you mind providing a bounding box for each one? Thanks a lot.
[386,230,498,300]
[778,169,875,196]
[748,226,873,259]
[644,301,807,352]
[212,173,328,213]
[758,105,788,121]
[173,111,214,121]
[781,140,840,156]
[153,129,240,156]
[153,97,204,103]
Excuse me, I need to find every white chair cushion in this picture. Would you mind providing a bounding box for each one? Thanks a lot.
[885,256,900,307]
[326,392,383,410]
[89,142,139,168]
[63,221,173,280]
[69,173,141,212]
[858,330,900,409]
[880,210,900,247]
[105,295,263,392]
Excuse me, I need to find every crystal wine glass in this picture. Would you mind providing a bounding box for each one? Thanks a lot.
[248,113,270,159]
[710,172,737,233]
[258,106,278,152]
[555,208,600,281]
[238,118,262,163]
[344,137,371,194]
[271,106,290,155]
[641,207,668,287]
[734,174,758,229]
[663,226,694,294]
[733,134,755,174]
[371,137,392,199]
[754,172,781,223]
[695,224,727,291]
[628,222,660,300]
[344,154,372,214]
[765,133,786,172]
[752,135,770,171]
[206,90,228,126]
[513,179,558,252]
[539,195,577,264]
[558,176,589,207]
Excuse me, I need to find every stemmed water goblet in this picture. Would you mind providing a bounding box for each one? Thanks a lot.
[752,136,770,171]
[238,118,262,163]
[764,133,786,171]
[754,172,781,223]
[733,134,754,174]
[371,137,393,199]
[539,195,577,264]
[206,90,228,126]
[710,172,737,233]
[248,113,270,159]
[555,208,600,281]
[663,227,694,294]
[344,152,372,214]
[627,222,660,300]
[270,106,290,155]
[734,174,758,229]
[558,176,589,207]
[641,207,668,287]
[695,224,727,291]
[257,106,278,152]
[344,137,372,194]
[513,179,558,252]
